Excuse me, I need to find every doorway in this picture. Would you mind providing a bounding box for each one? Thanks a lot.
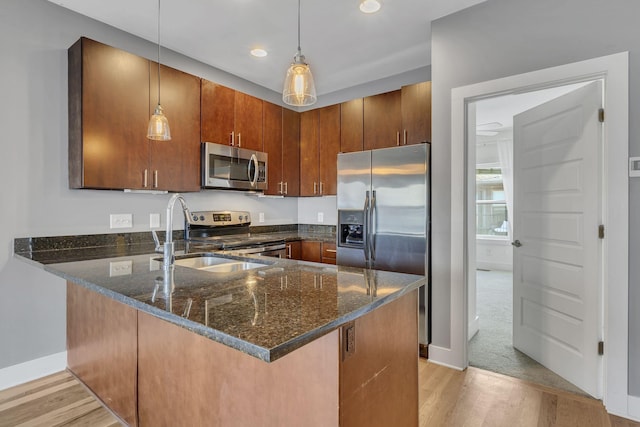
[467,83,598,395]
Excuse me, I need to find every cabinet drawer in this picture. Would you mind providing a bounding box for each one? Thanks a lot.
[322,242,337,265]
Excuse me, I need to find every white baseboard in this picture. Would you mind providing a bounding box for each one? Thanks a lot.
[0,351,67,391]
[428,345,465,370]
[627,395,640,422]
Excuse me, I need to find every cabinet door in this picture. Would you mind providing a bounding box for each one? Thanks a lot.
[235,92,263,151]
[340,98,363,153]
[69,37,150,189]
[319,105,340,196]
[363,90,402,150]
[201,80,235,146]
[149,63,201,191]
[299,110,319,196]
[286,241,302,260]
[401,81,431,145]
[282,108,300,196]
[263,101,283,195]
[301,240,322,263]
[321,242,337,265]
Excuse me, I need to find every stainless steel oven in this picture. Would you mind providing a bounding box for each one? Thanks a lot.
[202,142,267,190]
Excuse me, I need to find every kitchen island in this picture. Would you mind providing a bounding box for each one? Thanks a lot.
[16,248,424,427]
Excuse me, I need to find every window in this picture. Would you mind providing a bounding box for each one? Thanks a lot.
[476,167,508,237]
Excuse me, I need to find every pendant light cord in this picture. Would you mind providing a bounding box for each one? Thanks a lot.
[157,0,161,105]
[297,0,301,55]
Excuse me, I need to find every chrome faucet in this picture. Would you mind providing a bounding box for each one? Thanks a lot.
[157,193,191,273]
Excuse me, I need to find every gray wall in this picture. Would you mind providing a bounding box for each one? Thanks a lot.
[430,0,640,395]
[0,0,428,370]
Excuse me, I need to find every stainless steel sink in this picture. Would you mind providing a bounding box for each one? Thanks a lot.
[170,253,270,273]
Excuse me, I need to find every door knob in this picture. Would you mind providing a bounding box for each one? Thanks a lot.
[511,240,522,247]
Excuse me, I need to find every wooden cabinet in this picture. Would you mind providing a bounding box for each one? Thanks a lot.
[401,81,431,144]
[263,103,300,196]
[340,98,364,153]
[301,241,336,265]
[363,82,431,150]
[322,242,337,265]
[201,79,263,151]
[363,90,402,150]
[149,62,201,191]
[301,240,322,263]
[68,37,200,191]
[67,282,138,426]
[286,241,302,260]
[299,105,340,196]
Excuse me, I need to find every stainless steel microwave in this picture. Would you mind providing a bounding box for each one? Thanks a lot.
[202,142,267,190]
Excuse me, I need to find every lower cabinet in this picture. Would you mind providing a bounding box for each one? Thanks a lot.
[301,240,336,264]
[285,241,302,260]
[66,283,418,427]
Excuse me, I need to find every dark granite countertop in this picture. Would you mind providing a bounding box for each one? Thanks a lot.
[14,230,424,363]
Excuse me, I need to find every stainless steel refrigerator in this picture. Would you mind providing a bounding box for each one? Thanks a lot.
[337,143,430,351]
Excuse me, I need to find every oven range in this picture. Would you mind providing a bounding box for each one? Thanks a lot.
[184,210,287,258]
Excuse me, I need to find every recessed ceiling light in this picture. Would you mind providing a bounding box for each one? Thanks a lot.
[359,0,381,14]
[250,48,267,58]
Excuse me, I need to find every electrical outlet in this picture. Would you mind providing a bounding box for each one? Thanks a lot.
[150,213,161,229]
[110,213,133,229]
[317,212,324,223]
[259,212,265,223]
[109,260,132,277]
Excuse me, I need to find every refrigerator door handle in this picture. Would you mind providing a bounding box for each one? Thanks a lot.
[363,191,370,263]
[369,190,377,261]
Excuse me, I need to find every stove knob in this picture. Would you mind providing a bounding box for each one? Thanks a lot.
[200,215,205,221]
[192,215,199,222]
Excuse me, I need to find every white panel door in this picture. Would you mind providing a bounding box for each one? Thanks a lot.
[512,81,602,397]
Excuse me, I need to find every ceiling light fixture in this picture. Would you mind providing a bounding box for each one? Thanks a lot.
[282,0,316,107]
[359,0,381,14]
[251,48,268,58]
[147,0,171,141]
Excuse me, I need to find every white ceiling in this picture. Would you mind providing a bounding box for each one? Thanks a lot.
[49,0,486,96]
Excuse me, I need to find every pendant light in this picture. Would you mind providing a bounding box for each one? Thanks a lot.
[359,0,382,14]
[282,0,317,107]
[147,0,171,140]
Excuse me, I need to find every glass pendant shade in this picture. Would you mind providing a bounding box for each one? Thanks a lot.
[147,104,171,140]
[283,53,317,107]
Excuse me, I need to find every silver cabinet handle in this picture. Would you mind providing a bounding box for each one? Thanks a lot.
[403,129,408,145]
[153,170,158,188]
[238,133,242,147]
[278,182,283,194]
[313,182,317,194]
[284,182,288,195]
[230,131,235,146]
[396,131,400,146]
[286,244,292,258]
[511,240,522,247]
[143,169,148,188]
[319,182,324,195]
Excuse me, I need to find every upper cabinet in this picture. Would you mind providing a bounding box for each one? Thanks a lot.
[363,90,402,150]
[68,37,200,191]
[201,80,263,151]
[263,103,300,196]
[401,81,432,144]
[300,105,340,196]
[340,98,364,153]
[363,82,432,149]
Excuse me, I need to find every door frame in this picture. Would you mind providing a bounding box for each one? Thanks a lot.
[445,52,629,415]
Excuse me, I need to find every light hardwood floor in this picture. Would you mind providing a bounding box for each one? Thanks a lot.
[1,360,638,426]
[0,371,122,427]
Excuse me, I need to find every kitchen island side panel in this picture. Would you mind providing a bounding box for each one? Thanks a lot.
[137,312,340,427]
[67,282,138,427]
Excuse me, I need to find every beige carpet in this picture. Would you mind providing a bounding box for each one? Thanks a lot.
[468,269,587,396]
